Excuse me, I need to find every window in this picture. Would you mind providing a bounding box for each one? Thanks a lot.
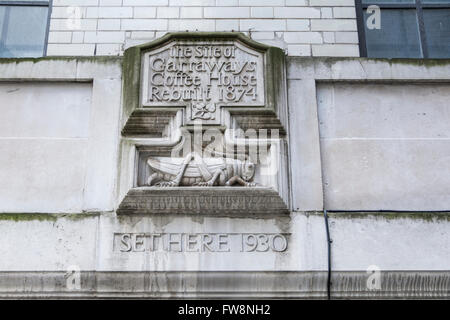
[356,0,450,58]
[0,0,52,58]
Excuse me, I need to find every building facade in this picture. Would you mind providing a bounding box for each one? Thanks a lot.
[0,0,449,298]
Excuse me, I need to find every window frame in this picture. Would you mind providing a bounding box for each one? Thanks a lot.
[355,0,450,58]
[0,0,53,57]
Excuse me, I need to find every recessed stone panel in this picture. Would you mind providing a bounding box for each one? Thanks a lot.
[0,82,92,138]
[317,83,450,211]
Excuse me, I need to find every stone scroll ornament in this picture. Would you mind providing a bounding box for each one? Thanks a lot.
[191,103,216,120]
[118,33,289,215]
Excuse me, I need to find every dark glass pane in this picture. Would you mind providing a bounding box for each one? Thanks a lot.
[423,9,450,58]
[421,0,450,4]
[364,9,422,58]
[0,6,49,58]
[362,0,415,4]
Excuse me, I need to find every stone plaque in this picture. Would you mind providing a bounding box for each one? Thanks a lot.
[122,33,287,134]
[114,232,289,253]
[119,33,290,215]
[141,40,265,125]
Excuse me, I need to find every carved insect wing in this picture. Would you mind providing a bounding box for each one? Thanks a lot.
[147,158,182,176]
[184,163,202,177]
[184,160,226,177]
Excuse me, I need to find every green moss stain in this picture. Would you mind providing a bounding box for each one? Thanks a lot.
[0,213,58,222]
[61,212,101,221]
[384,58,450,67]
[0,212,100,222]
[1,211,448,224]
[322,211,450,223]
[0,56,122,64]
[288,56,450,68]
[122,46,141,118]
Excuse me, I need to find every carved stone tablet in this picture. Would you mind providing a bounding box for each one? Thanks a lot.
[141,40,265,126]
[122,32,287,135]
[118,33,290,216]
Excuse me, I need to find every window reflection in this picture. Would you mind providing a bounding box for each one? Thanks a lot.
[0,2,50,58]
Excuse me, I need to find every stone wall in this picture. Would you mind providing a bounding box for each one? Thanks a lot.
[317,82,450,211]
[0,56,449,298]
[0,58,122,213]
[47,0,359,57]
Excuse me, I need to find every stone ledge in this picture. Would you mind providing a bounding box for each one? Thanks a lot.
[286,57,450,81]
[0,271,448,299]
[117,187,289,217]
[121,109,177,136]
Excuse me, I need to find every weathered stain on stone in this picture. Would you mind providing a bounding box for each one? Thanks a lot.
[322,211,450,222]
[0,212,100,222]
[287,56,450,67]
[0,56,122,64]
